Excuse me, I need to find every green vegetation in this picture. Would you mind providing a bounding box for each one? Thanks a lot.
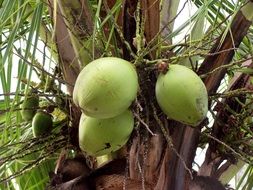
[1,0,253,189]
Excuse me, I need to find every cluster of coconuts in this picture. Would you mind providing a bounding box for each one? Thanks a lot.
[21,90,53,137]
[73,57,138,156]
[73,57,208,157]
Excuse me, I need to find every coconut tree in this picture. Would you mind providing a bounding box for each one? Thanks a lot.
[1,0,253,189]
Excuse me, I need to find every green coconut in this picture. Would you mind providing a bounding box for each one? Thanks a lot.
[155,64,208,126]
[79,110,134,156]
[32,111,53,137]
[73,57,138,118]
[21,95,39,121]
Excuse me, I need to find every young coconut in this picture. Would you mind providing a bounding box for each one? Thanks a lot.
[32,111,53,137]
[79,110,134,157]
[155,64,208,126]
[21,93,39,121]
[73,57,138,118]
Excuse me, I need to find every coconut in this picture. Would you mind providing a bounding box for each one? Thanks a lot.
[79,110,134,156]
[155,64,208,126]
[32,111,53,137]
[21,95,39,121]
[73,57,138,118]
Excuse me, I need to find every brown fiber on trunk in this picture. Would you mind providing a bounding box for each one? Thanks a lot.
[122,0,138,61]
[199,59,253,177]
[47,0,85,148]
[141,0,160,59]
[198,10,252,95]
[47,0,80,94]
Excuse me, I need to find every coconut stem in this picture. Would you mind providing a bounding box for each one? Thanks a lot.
[157,61,169,74]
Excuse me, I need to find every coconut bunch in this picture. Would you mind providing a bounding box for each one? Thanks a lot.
[21,89,53,138]
[74,57,208,157]
[73,57,138,156]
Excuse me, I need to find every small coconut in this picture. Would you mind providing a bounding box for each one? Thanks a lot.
[155,64,208,126]
[21,95,39,121]
[73,57,138,118]
[79,110,134,157]
[32,111,53,137]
